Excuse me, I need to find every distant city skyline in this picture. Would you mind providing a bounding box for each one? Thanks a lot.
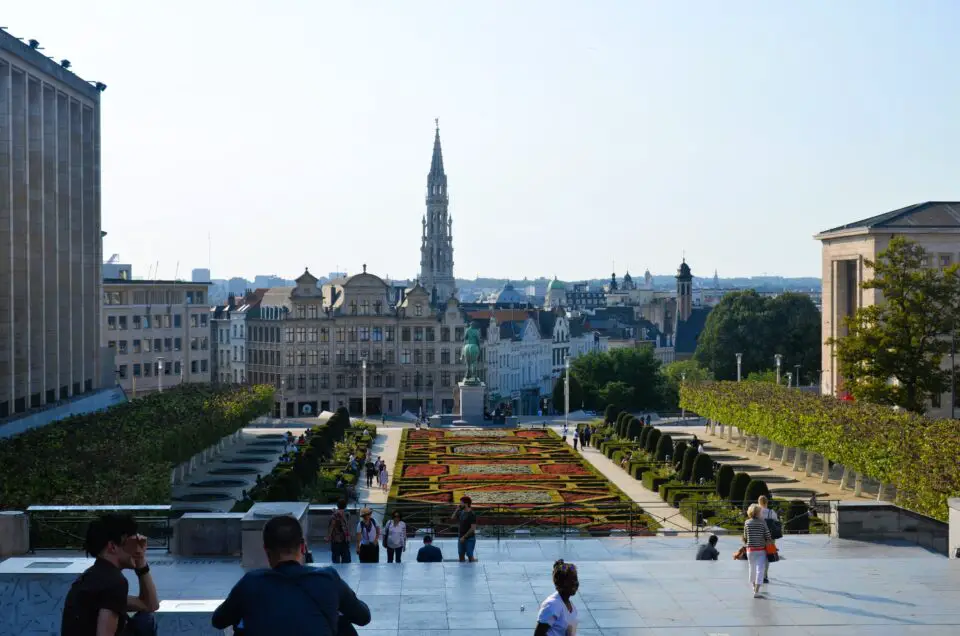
[7,2,960,280]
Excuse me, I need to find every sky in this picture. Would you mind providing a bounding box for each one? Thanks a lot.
[6,1,960,282]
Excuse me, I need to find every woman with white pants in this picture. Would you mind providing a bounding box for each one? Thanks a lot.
[743,503,772,598]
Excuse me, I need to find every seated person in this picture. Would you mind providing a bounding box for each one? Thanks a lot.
[213,516,370,635]
[696,534,720,561]
[416,535,443,562]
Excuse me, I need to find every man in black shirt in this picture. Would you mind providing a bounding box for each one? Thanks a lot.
[416,535,443,563]
[213,515,370,635]
[61,513,160,636]
[450,496,477,562]
[696,534,720,561]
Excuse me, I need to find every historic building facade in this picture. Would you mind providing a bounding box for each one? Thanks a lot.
[245,268,468,418]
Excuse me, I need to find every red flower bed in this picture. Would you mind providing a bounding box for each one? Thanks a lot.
[515,430,548,439]
[441,473,574,482]
[472,484,538,492]
[447,459,541,465]
[560,492,596,503]
[541,464,590,475]
[404,464,447,477]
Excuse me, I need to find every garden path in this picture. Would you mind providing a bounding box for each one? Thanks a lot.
[356,426,403,509]
[555,426,696,533]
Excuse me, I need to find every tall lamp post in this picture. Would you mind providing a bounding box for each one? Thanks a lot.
[774,354,783,384]
[794,364,801,388]
[564,357,570,431]
[280,377,286,420]
[157,357,165,393]
[786,372,793,388]
[361,359,367,422]
[735,353,743,382]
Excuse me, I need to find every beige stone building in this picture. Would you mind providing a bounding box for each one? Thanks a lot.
[245,268,467,418]
[816,201,960,417]
[102,278,212,395]
[0,32,106,419]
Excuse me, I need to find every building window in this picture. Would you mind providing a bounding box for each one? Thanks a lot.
[348,350,358,364]
[308,305,318,319]
[133,339,141,354]
[402,328,411,342]
[320,328,330,343]
[336,350,345,365]
[132,315,141,329]
[296,306,306,319]
[320,350,330,366]
[309,374,318,390]
[308,328,318,342]
[360,300,369,315]
[349,301,358,315]
[426,327,435,342]
[414,327,424,342]
[386,350,396,364]
[143,339,153,353]
[372,327,383,342]
[401,349,411,364]
[385,373,395,388]
[349,374,358,388]
[939,254,953,268]
[143,363,152,377]
[308,350,318,366]
[441,349,450,365]
[118,316,128,330]
[286,351,295,366]
[133,364,141,377]
[441,327,450,342]
[154,338,162,352]
[414,349,423,365]
[336,374,345,389]
[385,327,395,342]
[931,392,942,408]
[108,316,117,330]
[163,315,171,329]
[285,328,295,343]
[348,327,357,343]
[201,314,208,327]
[174,361,182,376]
[298,374,306,390]
[426,349,435,364]
[117,365,128,379]
[336,328,346,343]
[143,315,151,329]
[162,338,170,352]
[296,327,306,343]
[455,327,464,342]
[402,373,411,389]
[441,371,451,387]
[373,349,383,363]
[201,359,208,372]
[297,350,306,366]
[455,348,463,364]
[191,360,198,373]
[373,373,382,388]
[174,337,182,351]
[425,372,434,388]
[174,314,181,328]
[374,300,383,315]
[415,303,423,317]
[320,374,330,389]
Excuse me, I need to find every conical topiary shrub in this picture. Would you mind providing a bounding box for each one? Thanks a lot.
[680,445,699,481]
[627,416,642,441]
[604,404,617,424]
[692,452,714,483]
[639,424,651,447]
[716,464,735,498]
[672,440,688,468]
[655,433,673,462]
[743,479,771,511]
[729,472,752,506]
[645,428,661,454]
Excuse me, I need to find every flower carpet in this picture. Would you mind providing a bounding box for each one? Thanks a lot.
[388,428,658,535]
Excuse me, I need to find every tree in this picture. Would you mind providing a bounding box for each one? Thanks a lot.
[660,360,714,408]
[552,369,584,413]
[830,237,959,413]
[744,370,778,383]
[570,348,665,410]
[599,381,635,412]
[694,290,821,382]
[603,404,617,424]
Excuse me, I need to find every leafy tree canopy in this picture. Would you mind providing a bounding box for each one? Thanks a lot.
[570,348,665,410]
[829,236,959,413]
[694,290,820,382]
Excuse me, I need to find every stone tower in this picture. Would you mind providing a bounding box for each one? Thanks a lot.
[676,259,693,322]
[420,121,456,304]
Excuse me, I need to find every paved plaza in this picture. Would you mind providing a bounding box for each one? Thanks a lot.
[3,536,957,635]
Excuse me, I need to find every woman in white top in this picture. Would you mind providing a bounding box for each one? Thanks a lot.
[535,560,579,636]
[384,510,407,563]
[379,464,388,492]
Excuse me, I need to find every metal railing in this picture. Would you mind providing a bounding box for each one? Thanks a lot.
[26,505,174,553]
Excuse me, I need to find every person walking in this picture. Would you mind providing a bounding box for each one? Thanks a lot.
[572,429,579,451]
[383,511,407,563]
[379,463,389,493]
[326,498,351,564]
[355,508,380,563]
[535,560,579,636]
[61,514,160,636]
[212,515,370,636]
[364,459,375,488]
[758,495,781,583]
[450,496,477,562]
[744,503,773,598]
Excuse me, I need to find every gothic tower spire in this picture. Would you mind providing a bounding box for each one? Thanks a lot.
[420,120,456,304]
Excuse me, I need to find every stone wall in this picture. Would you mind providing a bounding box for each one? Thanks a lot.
[831,500,949,555]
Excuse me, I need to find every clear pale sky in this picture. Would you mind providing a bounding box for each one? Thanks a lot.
[7,1,960,281]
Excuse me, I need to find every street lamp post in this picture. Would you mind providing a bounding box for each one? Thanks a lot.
[774,354,783,384]
[280,378,286,420]
[157,357,165,393]
[794,364,801,387]
[361,359,367,422]
[786,372,793,388]
[564,357,570,431]
[735,353,743,382]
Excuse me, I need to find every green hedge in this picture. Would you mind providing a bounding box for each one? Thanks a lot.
[692,453,714,483]
[680,446,698,482]
[729,471,752,506]
[743,479,771,510]
[645,428,661,454]
[654,434,673,462]
[672,440,688,468]
[0,385,274,508]
[680,381,960,521]
[716,464,735,498]
[642,468,672,493]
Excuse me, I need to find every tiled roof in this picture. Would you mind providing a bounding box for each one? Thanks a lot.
[818,201,960,236]
[675,307,711,355]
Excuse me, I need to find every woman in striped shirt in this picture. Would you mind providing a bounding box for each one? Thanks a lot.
[743,503,772,598]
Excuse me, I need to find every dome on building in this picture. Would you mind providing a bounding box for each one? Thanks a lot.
[623,271,633,285]
[496,281,526,305]
[547,277,565,292]
[677,259,692,278]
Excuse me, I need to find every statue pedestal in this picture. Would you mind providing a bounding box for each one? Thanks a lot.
[459,382,485,423]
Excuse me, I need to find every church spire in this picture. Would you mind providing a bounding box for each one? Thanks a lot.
[428,118,446,189]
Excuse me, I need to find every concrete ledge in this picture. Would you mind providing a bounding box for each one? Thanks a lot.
[833,500,949,555]
[241,502,309,569]
[156,600,229,635]
[0,511,29,558]
[949,497,960,559]
[172,513,244,557]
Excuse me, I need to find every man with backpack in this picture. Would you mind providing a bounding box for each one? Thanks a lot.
[327,499,351,564]
[213,515,370,635]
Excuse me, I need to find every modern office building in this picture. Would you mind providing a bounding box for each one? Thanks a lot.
[0,31,106,419]
[102,275,212,395]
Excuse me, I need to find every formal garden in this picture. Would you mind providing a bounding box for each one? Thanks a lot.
[582,407,825,533]
[388,428,658,536]
[680,381,960,522]
[232,407,377,510]
[0,385,274,509]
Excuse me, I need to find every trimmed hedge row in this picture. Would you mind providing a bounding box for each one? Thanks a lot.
[0,384,274,508]
[681,381,960,521]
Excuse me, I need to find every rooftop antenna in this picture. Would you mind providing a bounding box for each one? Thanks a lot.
[208,232,212,270]
[174,261,180,281]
